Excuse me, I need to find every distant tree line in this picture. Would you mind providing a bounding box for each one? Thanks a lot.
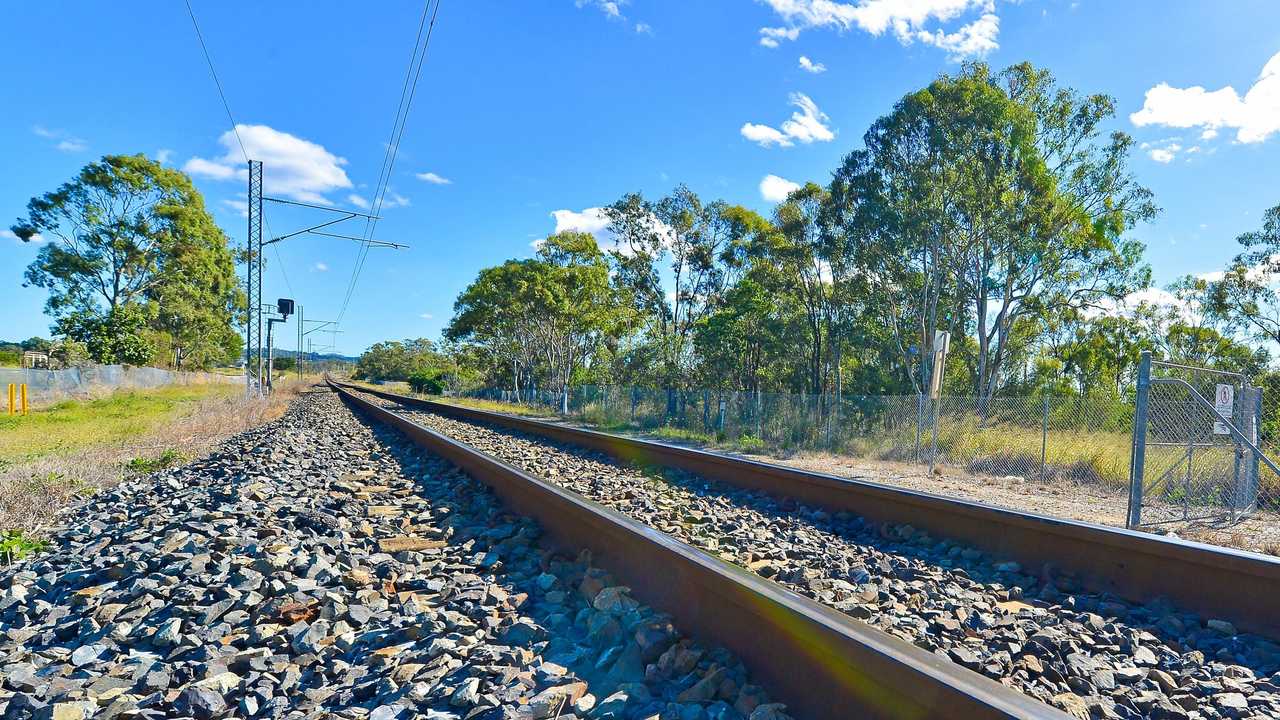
[363,62,1280,406]
[11,154,244,370]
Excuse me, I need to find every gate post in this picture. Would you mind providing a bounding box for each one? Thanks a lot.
[1239,385,1262,513]
[1126,351,1153,529]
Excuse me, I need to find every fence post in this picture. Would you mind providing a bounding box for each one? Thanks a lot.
[1126,351,1152,529]
[914,393,924,463]
[1040,393,1049,483]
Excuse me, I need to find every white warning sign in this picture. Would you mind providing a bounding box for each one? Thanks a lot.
[1213,384,1234,435]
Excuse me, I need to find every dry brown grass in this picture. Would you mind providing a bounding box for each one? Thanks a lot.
[0,380,308,539]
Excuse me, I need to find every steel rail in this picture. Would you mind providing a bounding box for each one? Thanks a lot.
[329,381,1068,720]
[338,382,1280,640]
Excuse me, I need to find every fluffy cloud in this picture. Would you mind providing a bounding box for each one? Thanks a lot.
[155,149,174,164]
[914,13,998,59]
[419,312,434,320]
[551,207,611,237]
[797,55,826,73]
[184,124,353,204]
[1130,50,1280,144]
[1139,138,1201,164]
[415,171,452,185]
[740,93,835,148]
[348,194,371,209]
[313,262,329,272]
[546,206,674,254]
[759,174,801,202]
[759,26,800,47]
[756,0,1000,57]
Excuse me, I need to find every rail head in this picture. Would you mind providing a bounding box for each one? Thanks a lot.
[330,380,1070,720]
[336,381,1280,640]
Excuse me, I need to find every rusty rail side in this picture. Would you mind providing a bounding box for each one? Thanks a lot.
[342,383,1280,639]
[332,382,1066,720]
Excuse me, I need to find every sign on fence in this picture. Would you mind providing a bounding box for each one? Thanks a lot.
[1214,383,1234,435]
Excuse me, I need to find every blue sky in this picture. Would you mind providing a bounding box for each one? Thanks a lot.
[3,0,1280,355]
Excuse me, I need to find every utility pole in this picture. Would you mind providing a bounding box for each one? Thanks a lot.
[245,160,264,397]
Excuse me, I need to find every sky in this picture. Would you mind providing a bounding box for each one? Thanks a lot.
[2,0,1280,356]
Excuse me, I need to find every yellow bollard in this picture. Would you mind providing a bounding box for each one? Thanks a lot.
[20,384,28,415]
[6,384,12,416]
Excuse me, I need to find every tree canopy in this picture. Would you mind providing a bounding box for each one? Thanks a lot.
[13,154,243,368]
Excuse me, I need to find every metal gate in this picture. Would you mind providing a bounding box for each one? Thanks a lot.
[1127,351,1277,528]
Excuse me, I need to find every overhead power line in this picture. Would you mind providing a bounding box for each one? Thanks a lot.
[336,0,443,324]
[183,0,294,297]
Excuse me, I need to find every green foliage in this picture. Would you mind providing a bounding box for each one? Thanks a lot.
[356,338,446,382]
[126,448,185,474]
[0,350,19,367]
[408,370,445,395]
[272,356,297,372]
[12,154,243,369]
[56,304,153,366]
[0,531,48,564]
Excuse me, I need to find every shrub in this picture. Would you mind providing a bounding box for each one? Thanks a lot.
[408,371,445,395]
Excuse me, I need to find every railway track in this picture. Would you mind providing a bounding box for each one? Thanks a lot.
[334,381,1280,720]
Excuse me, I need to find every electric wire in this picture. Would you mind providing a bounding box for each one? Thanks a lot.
[184,0,294,297]
[335,0,441,324]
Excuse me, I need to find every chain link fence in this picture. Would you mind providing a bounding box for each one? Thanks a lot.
[1129,355,1280,528]
[465,385,1140,495]
[0,365,239,407]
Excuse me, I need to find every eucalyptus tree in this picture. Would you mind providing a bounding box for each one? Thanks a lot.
[13,154,243,367]
[604,187,752,411]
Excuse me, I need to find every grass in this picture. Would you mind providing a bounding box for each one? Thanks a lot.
[0,379,305,551]
[0,384,240,467]
[126,448,186,474]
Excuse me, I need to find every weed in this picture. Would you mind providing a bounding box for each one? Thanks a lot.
[126,448,186,474]
[0,530,48,564]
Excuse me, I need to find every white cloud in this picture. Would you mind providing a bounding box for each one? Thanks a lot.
[740,93,835,148]
[759,174,801,202]
[184,124,353,204]
[348,194,370,209]
[155,149,174,164]
[756,0,1000,57]
[313,262,329,272]
[1149,143,1180,163]
[1130,50,1280,144]
[552,207,611,237]
[419,312,434,320]
[381,191,411,209]
[635,22,652,34]
[2,229,44,244]
[33,125,87,152]
[914,13,998,59]
[547,206,674,255]
[577,0,623,18]
[798,55,826,73]
[416,171,452,185]
[759,26,800,47]
[222,199,249,218]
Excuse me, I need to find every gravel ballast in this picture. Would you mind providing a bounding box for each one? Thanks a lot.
[0,389,792,720]
[370,395,1280,720]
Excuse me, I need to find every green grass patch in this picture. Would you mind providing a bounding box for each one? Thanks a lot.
[0,384,238,466]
